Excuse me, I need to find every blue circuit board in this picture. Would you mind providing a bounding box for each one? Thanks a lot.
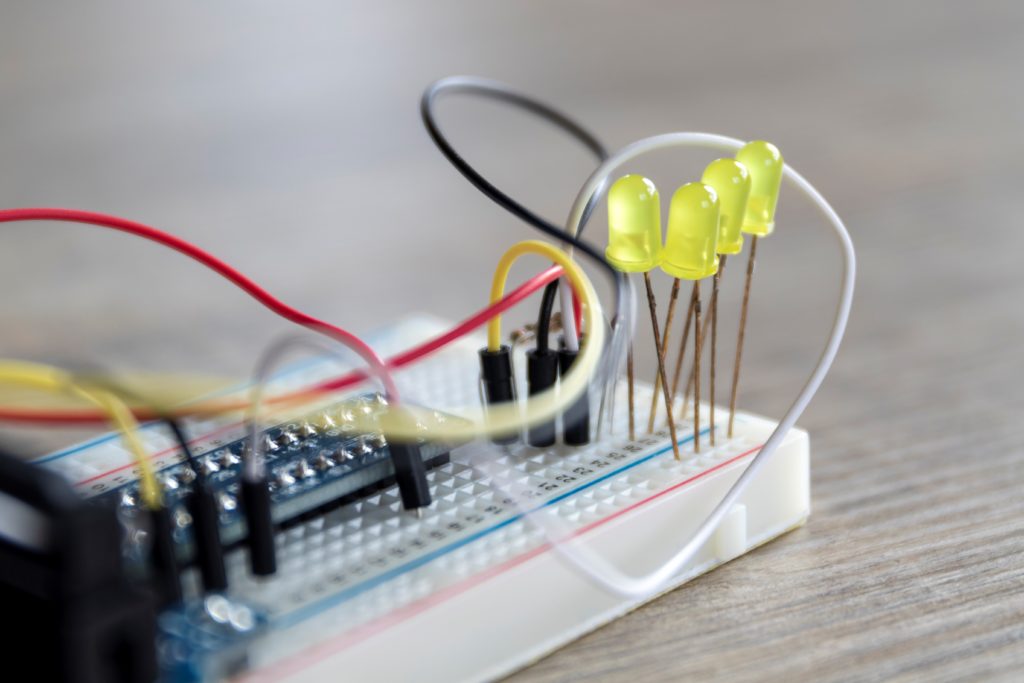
[95,393,460,561]
[158,595,268,683]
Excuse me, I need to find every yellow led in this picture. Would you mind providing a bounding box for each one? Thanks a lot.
[736,140,783,236]
[701,158,751,255]
[606,174,662,272]
[661,182,719,280]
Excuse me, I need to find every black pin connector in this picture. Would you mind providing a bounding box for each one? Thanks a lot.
[559,347,591,445]
[163,418,228,592]
[526,349,558,447]
[148,506,182,607]
[241,478,276,576]
[479,345,518,444]
[186,483,228,592]
[390,441,432,511]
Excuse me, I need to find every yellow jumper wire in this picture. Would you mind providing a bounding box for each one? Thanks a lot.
[0,360,162,509]
[376,239,605,441]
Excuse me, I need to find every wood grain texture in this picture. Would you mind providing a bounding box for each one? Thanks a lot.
[1,1,1022,680]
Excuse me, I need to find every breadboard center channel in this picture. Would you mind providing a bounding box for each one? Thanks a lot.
[39,316,809,682]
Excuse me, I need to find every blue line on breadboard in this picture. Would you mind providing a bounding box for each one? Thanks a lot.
[275,427,711,629]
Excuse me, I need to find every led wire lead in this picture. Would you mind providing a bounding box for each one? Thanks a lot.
[472,132,855,598]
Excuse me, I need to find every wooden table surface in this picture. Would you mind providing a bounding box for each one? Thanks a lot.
[2,2,1022,681]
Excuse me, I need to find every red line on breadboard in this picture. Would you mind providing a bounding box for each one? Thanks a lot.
[239,443,763,682]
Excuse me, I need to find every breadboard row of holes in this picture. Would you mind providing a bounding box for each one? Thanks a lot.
[223,382,757,658]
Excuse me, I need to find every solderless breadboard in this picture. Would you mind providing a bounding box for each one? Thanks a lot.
[37,316,809,682]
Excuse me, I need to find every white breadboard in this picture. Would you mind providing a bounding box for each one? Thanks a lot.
[37,316,809,682]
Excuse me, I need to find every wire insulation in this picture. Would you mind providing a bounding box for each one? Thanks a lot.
[0,265,565,424]
[535,282,560,353]
[239,241,600,445]
[0,360,161,508]
[0,208,398,400]
[487,242,589,351]
[362,239,603,441]
[420,75,618,352]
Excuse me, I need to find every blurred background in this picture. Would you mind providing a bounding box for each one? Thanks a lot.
[1,2,1022,680]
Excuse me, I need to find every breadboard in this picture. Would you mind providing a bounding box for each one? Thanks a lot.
[37,316,809,682]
